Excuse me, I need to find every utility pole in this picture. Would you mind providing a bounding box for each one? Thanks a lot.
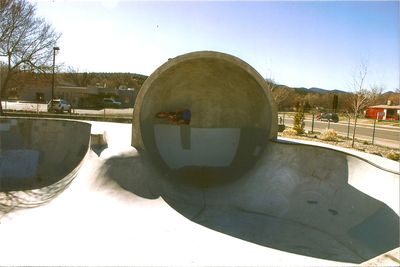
[51,47,60,100]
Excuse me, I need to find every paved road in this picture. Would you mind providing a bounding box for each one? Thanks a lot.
[282,117,400,148]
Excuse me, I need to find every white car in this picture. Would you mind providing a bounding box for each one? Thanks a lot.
[47,99,71,113]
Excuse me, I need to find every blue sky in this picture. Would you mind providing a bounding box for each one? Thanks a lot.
[34,1,399,91]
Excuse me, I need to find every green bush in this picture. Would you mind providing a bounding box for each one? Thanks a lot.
[386,151,400,161]
[293,107,305,134]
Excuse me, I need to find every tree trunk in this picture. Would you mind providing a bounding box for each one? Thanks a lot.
[352,115,358,147]
[0,76,3,116]
[0,71,11,116]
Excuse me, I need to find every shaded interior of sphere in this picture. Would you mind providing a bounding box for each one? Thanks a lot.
[139,57,272,185]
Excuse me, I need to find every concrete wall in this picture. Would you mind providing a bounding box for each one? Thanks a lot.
[154,124,241,169]
[132,51,277,174]
[0,118,91,191]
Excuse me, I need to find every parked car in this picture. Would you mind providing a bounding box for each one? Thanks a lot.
[102,98,122,108]
[318,112,339,123]
[47,99,71,113]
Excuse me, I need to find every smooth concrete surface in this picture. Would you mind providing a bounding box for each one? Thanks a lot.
[0,121,399,266]
[1,51,398,265]
[279,137,400,174]
[154,124,241,169]
[129,51,398,264]
[153,138,399,263]
[0,118,91,192]
[133,51,277,176]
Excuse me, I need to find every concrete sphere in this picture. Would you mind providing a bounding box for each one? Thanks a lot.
[132,51,277,180]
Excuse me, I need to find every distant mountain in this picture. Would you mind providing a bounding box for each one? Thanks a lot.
[308,87,348,94]
[331,89,349,94]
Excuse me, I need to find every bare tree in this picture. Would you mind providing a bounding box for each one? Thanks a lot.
[395,88,400,106]
[62,67,95,87]
[0,0,61,115]
[348,61,381,147]
[265,78,290,111]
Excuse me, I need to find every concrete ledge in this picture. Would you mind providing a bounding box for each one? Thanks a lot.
[277,137,399,174]
[0,117,91,191]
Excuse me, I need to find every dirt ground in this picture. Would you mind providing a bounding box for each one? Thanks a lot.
[279,130,400,162]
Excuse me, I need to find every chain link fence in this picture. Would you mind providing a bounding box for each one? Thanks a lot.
[1,100,133,122]
[278,111,399,148]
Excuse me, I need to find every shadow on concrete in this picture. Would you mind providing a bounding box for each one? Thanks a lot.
[100,152,161,200]
[91,144,108,157]
[0,164,80,216]
[163,142,399,263]
[100,144,399,264]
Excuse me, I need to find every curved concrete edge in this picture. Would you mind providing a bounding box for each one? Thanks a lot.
[0,145,90,213]
[1,121,396,265]
[277,137,400,175]
[157,138,399,262]
[132,50,277,150]
[0,117,91,187]
[0,117,92,213]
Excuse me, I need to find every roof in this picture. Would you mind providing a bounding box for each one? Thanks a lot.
[368,105,400,110]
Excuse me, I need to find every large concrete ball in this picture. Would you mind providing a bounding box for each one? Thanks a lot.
[132,51,277,180]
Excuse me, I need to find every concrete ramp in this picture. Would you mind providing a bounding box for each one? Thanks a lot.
[131,51,399,264]
[157,140,399,263]
[0,121,398,265]
[0,118,91,192]
[0,51,398,265]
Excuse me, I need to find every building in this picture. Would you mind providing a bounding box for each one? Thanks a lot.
[8,79,139,108]
[365,105,400,120]
[55,85,138,108]
[14,85,52,103]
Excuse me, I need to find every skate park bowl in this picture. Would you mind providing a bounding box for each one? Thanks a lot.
[130,51,399,263]
[0,118,91,193]
[133,51,277,182]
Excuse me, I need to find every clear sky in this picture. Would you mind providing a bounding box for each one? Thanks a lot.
[33,0,399,91]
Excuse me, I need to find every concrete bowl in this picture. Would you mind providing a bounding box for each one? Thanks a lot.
[132,51,277,181]
[0,118,91,192]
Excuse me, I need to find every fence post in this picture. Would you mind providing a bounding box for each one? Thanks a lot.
[103,108,106,120]
[283,112,285,125]
[347,116,351,139]
[372,119,376,145]
[37,103,39,116]
[311,113,315,133]
[328,119,330,129]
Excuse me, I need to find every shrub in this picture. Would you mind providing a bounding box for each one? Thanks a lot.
[293,107,305,134]
[320,129,338,141]
[386,151,400,161]
[282,128,298,136]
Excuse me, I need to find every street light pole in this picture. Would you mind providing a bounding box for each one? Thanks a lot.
[51,46,60,100]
